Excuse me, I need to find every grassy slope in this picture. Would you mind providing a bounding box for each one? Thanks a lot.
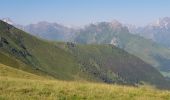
[0,64,170,100]
[65,44,166,86]
[122,34,170,71]
[1,78,170,100]
[23,35,83,80]
[117,33,170,77]
[0,63,46,79]
[0,50,52,78]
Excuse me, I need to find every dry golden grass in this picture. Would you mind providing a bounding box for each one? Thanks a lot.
[0,63,170,100]
[0,76,170,100]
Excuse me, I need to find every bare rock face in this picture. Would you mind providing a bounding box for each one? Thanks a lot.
[0,37,9,48]
[110,37,118,46]
[2,18,14,25]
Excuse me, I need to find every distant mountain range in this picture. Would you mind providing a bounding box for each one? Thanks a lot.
[3,17,170,47]
[2,18,170,78]
[1,18,76,41]
[128,17,170,47]
[23,22,76,41]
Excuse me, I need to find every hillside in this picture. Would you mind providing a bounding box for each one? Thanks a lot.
[0,20,169,89]
[65,43,167,86]
[0,20,89,81]
[0,63,46,80]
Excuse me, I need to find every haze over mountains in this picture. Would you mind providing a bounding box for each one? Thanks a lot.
[1,18,75,41]
[3,17,170,47]
[128,17,170,47]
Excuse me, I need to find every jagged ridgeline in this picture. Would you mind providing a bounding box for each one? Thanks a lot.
[0,20,169,89]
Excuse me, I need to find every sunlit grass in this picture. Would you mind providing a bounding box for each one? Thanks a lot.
[0,76,170,100]
[0,63,170,100]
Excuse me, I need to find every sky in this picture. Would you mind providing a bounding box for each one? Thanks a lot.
[0,0,170,26]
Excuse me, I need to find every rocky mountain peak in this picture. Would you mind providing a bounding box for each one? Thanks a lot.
[150,17,170,29]
[1,18,14,25]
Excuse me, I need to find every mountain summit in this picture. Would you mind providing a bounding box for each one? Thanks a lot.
[1,18,14,25]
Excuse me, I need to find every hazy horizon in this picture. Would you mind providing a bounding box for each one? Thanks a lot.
[1,0,170,26]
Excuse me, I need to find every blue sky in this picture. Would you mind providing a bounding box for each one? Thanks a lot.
[0,0,170,26]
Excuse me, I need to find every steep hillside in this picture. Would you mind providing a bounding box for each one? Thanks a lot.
[0,20,169,88]
[65,44,167,86]
[0,43,50,78]
[0,20,90,81]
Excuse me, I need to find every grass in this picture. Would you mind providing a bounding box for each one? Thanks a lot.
[66,43,168,87]
[0,63,170,100]
[1,76,170,100]
[0,63,49,80]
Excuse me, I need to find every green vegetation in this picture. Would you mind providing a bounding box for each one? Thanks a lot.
[0,63,49,79]
[65,43,168,88]
[0,63,170,100]
[0,72,170,99]
[0,20,90,81]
